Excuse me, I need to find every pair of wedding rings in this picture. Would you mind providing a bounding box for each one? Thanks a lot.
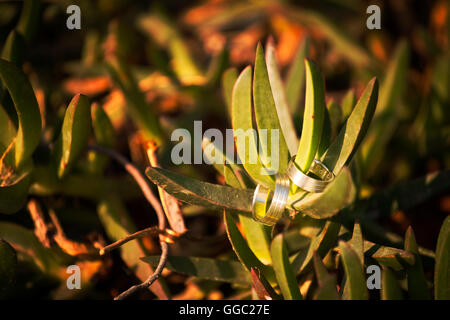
[251,156,335,225]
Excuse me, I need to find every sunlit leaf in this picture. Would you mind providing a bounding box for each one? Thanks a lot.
[265,38,298,156]
[338,241,368,300]
[271,234,303,300]
[404,227,431,299]
[0,59,41,168]
[365,240,414,270]
[254,43,289,174]
[146,167,253,214]
[381,268,403,300]
[321,77,378,176]
[142,255,252,285]
[232,66,274,187]
[292,220,340,273]
[87,103,115,174]
[52,94,91,179]
[224,212,276,284]
[285,37,308,114]
[295,59,325,174]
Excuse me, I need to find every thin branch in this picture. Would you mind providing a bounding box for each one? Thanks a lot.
[88,144,170,300]
[99,227,178,256]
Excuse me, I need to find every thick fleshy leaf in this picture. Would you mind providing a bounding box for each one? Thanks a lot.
[251,267,281,300]
[285,37,308,114]
[265,38,298,156]
[341,89,356,119]
[253,43,289,174]
[404,227,431,299]
[0,59,41,168]
[0,239,17,292]
[52,94,91,179]
[87,103,115,174]
[326,99,342,140]
[231,66,274,187]
[313,252,339,300]
[321,77,378,176]
[295,59,325,174]
[338,241,369,300]
[146,167,253,214]
[142,255,252,285]
[106,57,163,145]
[288,167,356,219]
[434,215,450,300]
[1,30,25,66]
[271,234,303,300]
[350,221,364,265]
[381,268,403,300]
[224,212,276,284]
[292,220,340,273]
[364,240,414,270]
[97,196,169,299]
[224,161,272,265]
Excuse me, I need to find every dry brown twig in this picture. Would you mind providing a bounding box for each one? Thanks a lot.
[88,144,176,300]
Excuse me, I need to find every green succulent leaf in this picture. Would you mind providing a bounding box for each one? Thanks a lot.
[404,227,431,299]
[365,240,415,270]
[271,234,303,300]
[224,212,276,284]
[146,167,253,214]
[53,94,91,179]
[381,268,403,300]
[0,59,41,169]
[350,221,364,265]
[338,241,369,300]
[295,59,325,174]
[321,77,378,176]
[265,38,298,156]
[142,255,252,285]
[292,220,340,273]
[232,66,274,187]
[341,89,356,119]
[285,37,308,114]
[253,43,289,174]
[434,215,450,300]
[87,103,115,174]
[313,252,339,300]
[1,30,25,66]
[223,161,272,265]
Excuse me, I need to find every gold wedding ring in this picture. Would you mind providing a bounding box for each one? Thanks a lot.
[252,174,290,225]
[286,156,334,193]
